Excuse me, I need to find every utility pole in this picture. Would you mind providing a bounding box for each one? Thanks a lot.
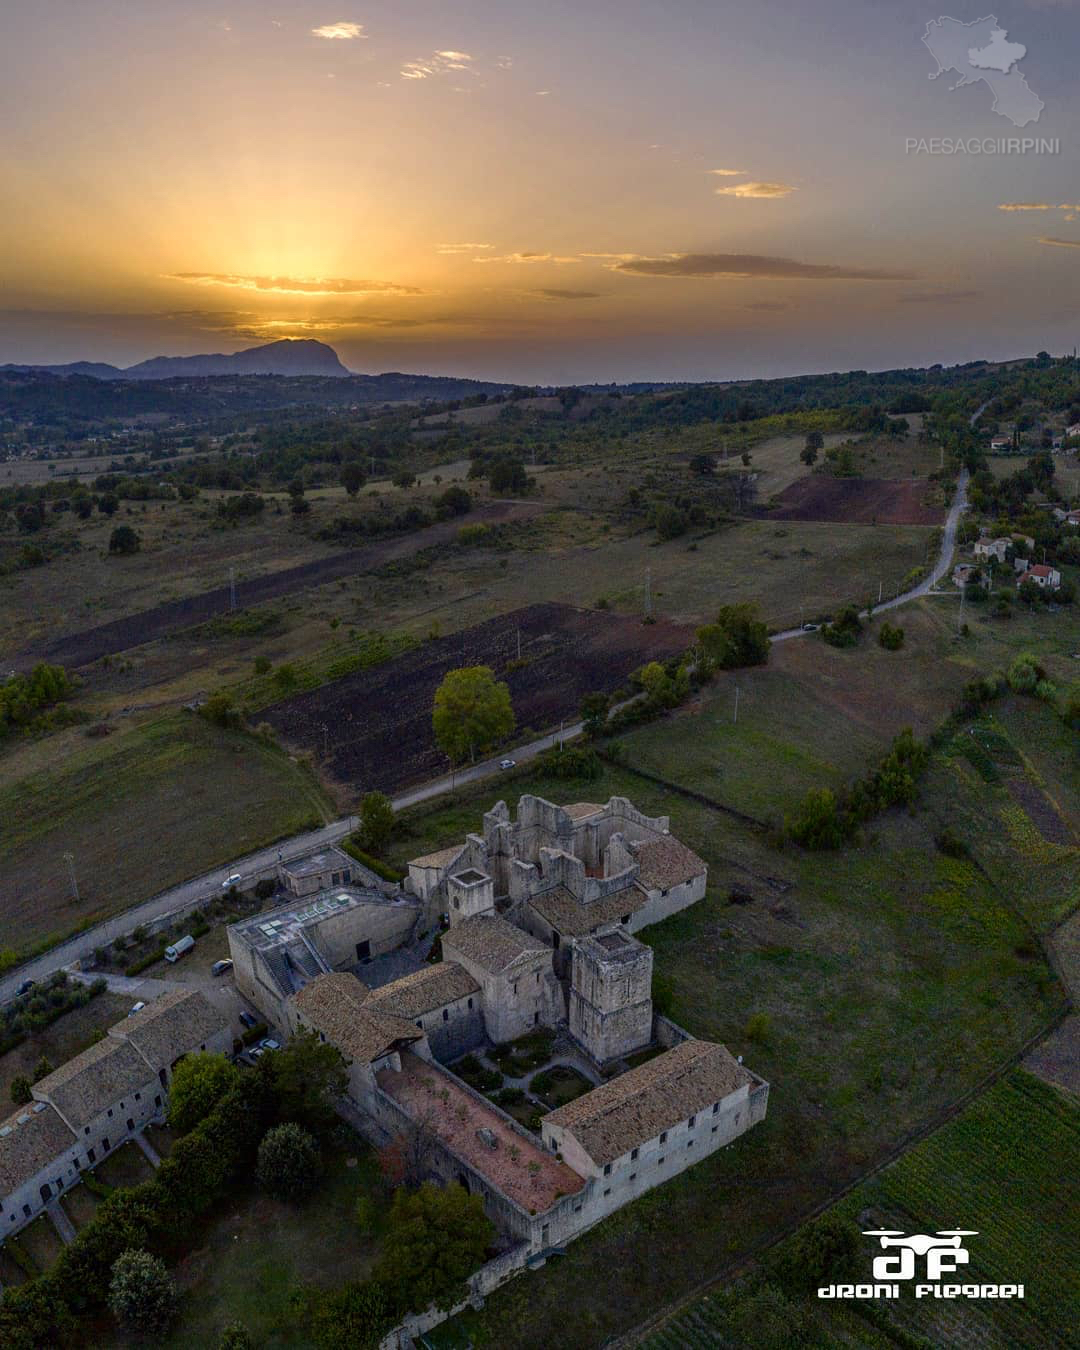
[63,851,79,905]
[321,723,330,757]
[958,582,966,633]
[878,579,883,603]
[733,685,740,724]
[644,567,652,619]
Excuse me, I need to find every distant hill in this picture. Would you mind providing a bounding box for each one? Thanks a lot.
[1,338,352,381]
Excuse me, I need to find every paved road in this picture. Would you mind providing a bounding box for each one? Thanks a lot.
[0,472,968,1004]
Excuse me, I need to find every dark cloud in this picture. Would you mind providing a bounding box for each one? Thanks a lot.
[533,288,603,300]
[611,253,915,281]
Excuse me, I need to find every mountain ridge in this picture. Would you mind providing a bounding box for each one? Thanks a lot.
[1,338,352,381]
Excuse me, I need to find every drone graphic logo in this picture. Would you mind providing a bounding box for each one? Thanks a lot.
[862,1229,977,1281]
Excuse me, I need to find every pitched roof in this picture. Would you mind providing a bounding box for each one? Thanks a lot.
[528,885,644,938]
[292,972,422,1063]
[409,843,468,870]
[109,990,227,1068]
[544,1039,751,1166]
[1027,564,1055,578]
[33,1039,156,1131]
[363,962,479,1019]
[442,914,548,974]
[630,836,706,892]
[0,1104,77,1195]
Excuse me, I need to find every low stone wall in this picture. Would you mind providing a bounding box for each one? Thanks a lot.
[379,1242,533,1349]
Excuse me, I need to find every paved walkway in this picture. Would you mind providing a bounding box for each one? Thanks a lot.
[46,1198,76,1246]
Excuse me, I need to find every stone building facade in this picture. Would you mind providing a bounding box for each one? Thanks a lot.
[568,930,653,1064]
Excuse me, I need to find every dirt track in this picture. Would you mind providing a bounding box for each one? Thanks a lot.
[25,501,539,670]
[262,603,692,795]
[761,476,944,526]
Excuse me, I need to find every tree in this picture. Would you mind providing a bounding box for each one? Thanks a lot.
[341,462,366,497]
[433,666,515,764]
[878,621,904,650]
[290,496,311,516]
[108,1249,177,1336]
[32,1056,53,1083]
[488,457,529,495]
[256,1122,322,1201]
[358,790,395,853]
[10,1075,32,1105]
[787,788,847,850]
[108,525,140,555]
[392,469,416,490]
[218,1322,254,1350]
[168,1052,239,1135]
[98,492,119,516]
[697,603,770,668]
[580,690,610,736]
[688,453,715,476]
[266,1030,348,1129]
[372,1182,493,1314]
[378,1112,440,1189]
[654,504,687,540]
[434,485,472,518]
[775,1213,859,1293]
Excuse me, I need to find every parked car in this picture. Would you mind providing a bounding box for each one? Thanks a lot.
[249,1046,265,1059]
[211,959,233,977]
[239,1010,258,1029]
[802,622,820,632]
[259,1038,281,1052]
[221,873,243,890]
[499,758,516,770]
[14,979,35,997]
[128,1001,146,1017]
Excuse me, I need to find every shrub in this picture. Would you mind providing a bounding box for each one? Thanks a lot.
[107,1249,177,1335]
[935,826,970,859]
[256,1122,322,1201]
[358,791,395,853]
[10,1075,32,1104]
[107,525,141,556]
[1007,652,1041,693]
[537,745,602,780]
[774,1213,860,1293]
[744,1012,771,1043]
[697,603,770,668]
[787,788,846,850]
[254,877,276,901]
[821,605,862,648]
[878,621,904,650]
[655,504,687,540]
[340,839,405,883]
[168,1053,240,1134]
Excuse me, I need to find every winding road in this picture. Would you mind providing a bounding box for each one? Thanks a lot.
[0,471,970,1003]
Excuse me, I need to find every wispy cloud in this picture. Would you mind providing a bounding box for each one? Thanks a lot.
[998,201,1057,211]
[743,300,790,310]
[311,21,366,40]
[168,272,422,295]
[707,168,747,177]
[715,181,797,199]
[473,252,579,265]
[401,50,473,79]
[899,289,980,303]
[610,253,915,281]
[437,242,494,254]
[1037,236,1080,249]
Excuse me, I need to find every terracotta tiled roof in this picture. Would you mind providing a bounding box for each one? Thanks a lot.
[630,837,706,892]
[377,1052,585,1213]
[292,972,422,1063]
[544,1039,751,1166]
[528,885,644,938]
[33,1039,157,1131]
[442,914,548,974]
[364,962,479,1019]
[0,1104,77,1194]
[109,990,227,1068]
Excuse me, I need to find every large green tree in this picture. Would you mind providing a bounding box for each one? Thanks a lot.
[107,1249,177,1336]
[256,1122,321,1201]
[372,1182,493,1314]
[697,602,770,669]
[432,666,515,764]
[168,1052,239,1135]
[266,1030,348,1129]
[358,791,395,853]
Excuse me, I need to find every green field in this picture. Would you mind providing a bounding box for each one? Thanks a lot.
[0,712,333,953]
[645,1071,1079,1349]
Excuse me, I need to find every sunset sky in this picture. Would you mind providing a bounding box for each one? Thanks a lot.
[3,1,1080,382]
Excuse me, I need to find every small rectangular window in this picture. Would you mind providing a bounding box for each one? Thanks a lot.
[712,1102,719,1115]
[658,1156,665,1166]
[629,1173,637,1182]
[711,1125,718,1134]
[660,1131,667,1144]
[442,1008,449,1022]
[688,1115,695,1128]
[687,1139,694,1148]
[87,1148,96,1163]
[630,1147,638,1161]
[468,997,474,1009]
[603,1163,611,1176]
[107,1108,113,1118]
[603,1188,611,1197]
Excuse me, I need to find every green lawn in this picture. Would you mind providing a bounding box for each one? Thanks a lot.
[159,1149,387,1350]
[0,989,130,1108]
[0,711,334,953]
[646,1071,1079,1349]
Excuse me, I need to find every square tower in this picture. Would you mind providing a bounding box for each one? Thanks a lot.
[569,928,653,1064]
[447,868,496,926]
